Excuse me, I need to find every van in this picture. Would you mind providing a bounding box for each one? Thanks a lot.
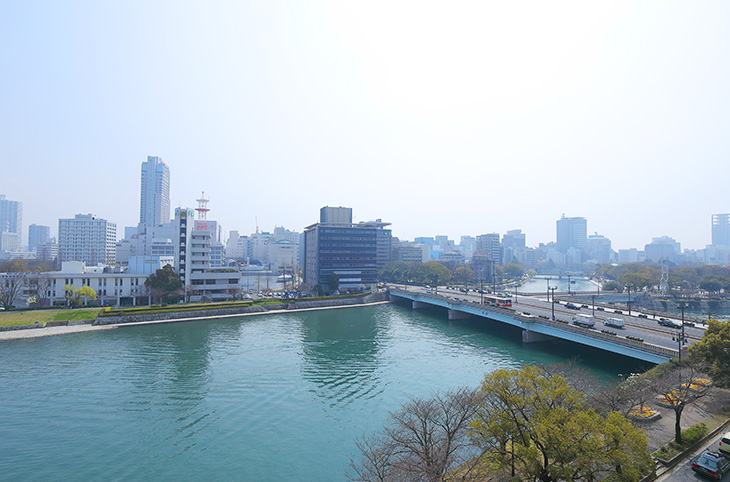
[604,318,625,328]
[720,432,730,457]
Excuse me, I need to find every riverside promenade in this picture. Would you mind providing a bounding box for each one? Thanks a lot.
[0,294,390,341]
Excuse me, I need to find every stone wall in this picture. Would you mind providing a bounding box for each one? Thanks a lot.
[93,291,389,326]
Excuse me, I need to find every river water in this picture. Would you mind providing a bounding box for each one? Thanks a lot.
[0,303,644,481]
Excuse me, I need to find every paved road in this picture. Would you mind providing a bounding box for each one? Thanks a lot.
[656,430,730,481]
[394,285,705,354]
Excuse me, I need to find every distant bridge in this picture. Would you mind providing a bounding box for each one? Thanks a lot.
[389,288,676,364]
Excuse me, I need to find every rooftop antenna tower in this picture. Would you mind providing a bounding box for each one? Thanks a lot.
[196,191,210,231]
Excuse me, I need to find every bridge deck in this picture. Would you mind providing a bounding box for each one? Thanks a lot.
[389,288,676,364]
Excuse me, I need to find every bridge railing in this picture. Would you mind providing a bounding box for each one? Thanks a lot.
[389,288,678,359]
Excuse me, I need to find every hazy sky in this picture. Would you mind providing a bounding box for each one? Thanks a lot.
[2,1,729,251]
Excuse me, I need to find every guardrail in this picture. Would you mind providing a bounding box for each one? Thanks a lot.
[390,288,678,359]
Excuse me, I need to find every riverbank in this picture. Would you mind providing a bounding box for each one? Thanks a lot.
[0,293,390,341]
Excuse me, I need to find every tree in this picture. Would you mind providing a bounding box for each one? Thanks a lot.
[699,276,725,294]
[653,360,711,445]
[471,366,653,482]
[503,263,525,279]
[328,273,340,293]
[0,276,24,310]
[688,319,730,388]
[77,286,97,306]
[27,273,51,307]
[454,266,476,284]
[145,264,183,303]
[602,280,623,292]
[349,388,500,482]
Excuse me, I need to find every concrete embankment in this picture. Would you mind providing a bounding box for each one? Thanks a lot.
[0,292,390,341]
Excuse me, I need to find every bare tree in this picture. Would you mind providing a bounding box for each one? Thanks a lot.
[348,388,499,482]
[27,273,51,307]
[0,276,25,310]
[654,360,712,444]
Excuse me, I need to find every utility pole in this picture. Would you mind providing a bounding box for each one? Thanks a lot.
[546,277,551,302]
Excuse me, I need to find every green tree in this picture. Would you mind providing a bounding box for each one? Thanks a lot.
[471,366,653,482]
[688,319,730,388]
[328,273,340,293]
[699,276,725,294]
[454,266,476,284]
[603,280,624,292]
[620,273,654,291]
[503,263,525,279]
[145,264,183,303]
[77,286,97,306]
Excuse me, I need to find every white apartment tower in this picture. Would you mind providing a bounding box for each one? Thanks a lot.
[58,214,117,265]
[140,156,171,229]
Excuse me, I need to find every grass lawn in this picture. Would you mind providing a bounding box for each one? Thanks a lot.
[0,308,101,327]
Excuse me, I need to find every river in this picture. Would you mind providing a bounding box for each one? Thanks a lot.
[0,303,646,481]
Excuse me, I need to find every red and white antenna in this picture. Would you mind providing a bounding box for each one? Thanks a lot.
[195,191,210,231]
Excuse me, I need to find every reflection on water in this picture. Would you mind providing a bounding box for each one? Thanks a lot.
[517,275,597,293]
[0,303,645,481]
[300,307,385,406]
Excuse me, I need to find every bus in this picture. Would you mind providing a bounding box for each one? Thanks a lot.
[484,294,512,307]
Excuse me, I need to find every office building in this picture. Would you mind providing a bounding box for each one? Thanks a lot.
[58,214,117,265]
[303,207,391,291]
[712,214,730,247]
[28,224,51,251]
[586,233,612,265]
[0,194,23,251]
[502,229,526,250]
[476,233,503,265]
[556,215,587,253]
[140,156,171,229]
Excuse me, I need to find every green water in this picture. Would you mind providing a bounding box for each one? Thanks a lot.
[0,303,644,481]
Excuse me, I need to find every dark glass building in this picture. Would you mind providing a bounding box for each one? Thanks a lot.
[303,207,391,291]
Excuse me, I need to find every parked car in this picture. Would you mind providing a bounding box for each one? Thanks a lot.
[658,318,682,329]
[691,450,730,479]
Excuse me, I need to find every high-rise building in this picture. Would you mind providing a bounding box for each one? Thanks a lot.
[58,214,117,265]
[304,207,391,291]
[502,229,526,250]
[556,215,587,253]
[28,224,50,251]
[0,194,23,251]
[140,156,171,229]
[712,214,730,247]
[476,233,503,264]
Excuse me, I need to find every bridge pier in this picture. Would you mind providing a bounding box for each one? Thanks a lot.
[412,301,428,310]
[522,329,552,344]
[448,309,471,320]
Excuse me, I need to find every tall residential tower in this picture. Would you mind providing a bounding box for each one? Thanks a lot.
[140,156,170,229]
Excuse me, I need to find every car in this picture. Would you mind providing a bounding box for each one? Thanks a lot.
[658,318,682,329]
[565,302,580,310]
[691,450,730,479]
[719,432,730,457]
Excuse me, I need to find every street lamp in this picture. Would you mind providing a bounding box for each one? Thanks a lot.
[550,286,557,320]
[626,285,631,316]
[674,302,688,363]
[546,277,551,302]
[592,294,595,317]
[567,274,571,295]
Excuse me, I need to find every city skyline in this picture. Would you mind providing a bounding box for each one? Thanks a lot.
[2,2,730,250]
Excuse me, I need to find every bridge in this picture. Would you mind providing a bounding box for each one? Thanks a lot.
[389,288,678,364]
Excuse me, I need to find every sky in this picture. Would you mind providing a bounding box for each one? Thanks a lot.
[2,1,729,251]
